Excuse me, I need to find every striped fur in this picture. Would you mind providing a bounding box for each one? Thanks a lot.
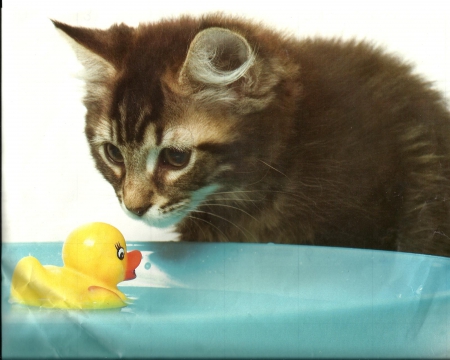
[53,14,450,256]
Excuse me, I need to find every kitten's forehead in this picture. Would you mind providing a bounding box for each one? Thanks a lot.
[110,74,164,144]
[114,86,238,147]
[139,107,235,150]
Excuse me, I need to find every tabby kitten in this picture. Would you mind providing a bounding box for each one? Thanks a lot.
[53,14,450,256]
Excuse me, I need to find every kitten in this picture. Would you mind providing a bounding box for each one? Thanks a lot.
[52,14,450,256]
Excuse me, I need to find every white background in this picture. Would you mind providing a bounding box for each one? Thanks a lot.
[2,0,449,243]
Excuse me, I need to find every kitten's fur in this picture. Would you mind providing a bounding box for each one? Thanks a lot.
[53,14,450,256]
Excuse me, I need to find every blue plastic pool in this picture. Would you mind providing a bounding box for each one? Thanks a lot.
[2,241,449,358]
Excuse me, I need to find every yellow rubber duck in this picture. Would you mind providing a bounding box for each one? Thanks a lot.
[10,222,142,309]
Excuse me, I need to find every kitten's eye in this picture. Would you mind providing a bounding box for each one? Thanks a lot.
[105,143,124,164]
[160,148,191,168]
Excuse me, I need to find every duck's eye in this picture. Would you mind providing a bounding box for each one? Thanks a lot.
[105,143,124,164]
[115,243,125,260]
[160,148,191,168]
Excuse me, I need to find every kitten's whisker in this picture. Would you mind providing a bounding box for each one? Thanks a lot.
[233,170,261,174]
[240,171,270,187]
[214,190,264,201]
[187,215,208,239]
[256,159,290,179]
[193,210,257,242]
[188,215,230,242]
[215,189,308,200]
[201,203,260,223]
[213,188,325,215]
[210,198,264,203]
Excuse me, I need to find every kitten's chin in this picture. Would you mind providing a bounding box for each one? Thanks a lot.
[124,209,185,228]
[140,214,186,229]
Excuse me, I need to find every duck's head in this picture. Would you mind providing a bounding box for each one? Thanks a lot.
[62,222,142,286]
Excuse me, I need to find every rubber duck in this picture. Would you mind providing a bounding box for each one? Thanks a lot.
[10,222,142,309]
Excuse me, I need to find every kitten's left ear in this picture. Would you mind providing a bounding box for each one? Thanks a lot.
[52,20,132,82]
[179,27,255,87]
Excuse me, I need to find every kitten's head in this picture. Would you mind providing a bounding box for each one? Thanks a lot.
[53,15,299,228]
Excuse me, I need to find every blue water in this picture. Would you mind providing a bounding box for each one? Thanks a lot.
[2,242,450,358]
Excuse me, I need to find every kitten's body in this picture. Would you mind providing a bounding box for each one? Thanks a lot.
[54,15,450,256]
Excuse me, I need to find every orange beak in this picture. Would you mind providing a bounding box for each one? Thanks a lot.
[125,250,142,280]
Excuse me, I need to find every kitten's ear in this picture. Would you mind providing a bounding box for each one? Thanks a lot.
[177,27,288,113]
[52,20,131,82]
[179,27,255,87]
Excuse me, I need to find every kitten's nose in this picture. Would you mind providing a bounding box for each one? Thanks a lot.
[126,204,151,217]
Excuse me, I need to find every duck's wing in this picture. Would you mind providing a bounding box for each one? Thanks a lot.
[86,286,127,309]
[10,256,56,307]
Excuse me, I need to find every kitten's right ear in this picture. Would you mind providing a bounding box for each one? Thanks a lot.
[176,27,291,113]
[51,20,131,82]
[179,27,255,87]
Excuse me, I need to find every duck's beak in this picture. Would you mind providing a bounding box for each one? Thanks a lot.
[124,250,142,280]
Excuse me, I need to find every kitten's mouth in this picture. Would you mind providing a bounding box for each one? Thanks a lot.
[121,185,220,229]
[123,203,187,228]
